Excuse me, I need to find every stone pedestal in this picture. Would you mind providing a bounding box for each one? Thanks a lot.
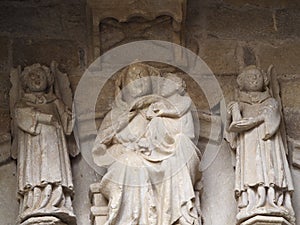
[241,215,292,225]
[20,216,67,225]
[90,183,108,225]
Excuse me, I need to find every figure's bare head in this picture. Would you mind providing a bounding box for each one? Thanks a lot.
[237,65,268,92]
[21,64,54,93]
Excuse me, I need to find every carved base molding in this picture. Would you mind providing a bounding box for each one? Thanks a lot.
[20,216,67,225]
[240,215,292,225]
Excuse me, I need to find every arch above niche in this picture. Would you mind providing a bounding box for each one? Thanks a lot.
[86,0,187,63]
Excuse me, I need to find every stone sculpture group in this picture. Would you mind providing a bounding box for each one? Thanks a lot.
[10,62,296,225]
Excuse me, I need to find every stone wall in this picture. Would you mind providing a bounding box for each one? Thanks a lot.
[0,0,299,224]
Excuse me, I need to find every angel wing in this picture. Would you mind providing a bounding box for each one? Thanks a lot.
[9,66,22,159]
[267,65,288,154]
[50,61,80,157]
[51,61,73,109]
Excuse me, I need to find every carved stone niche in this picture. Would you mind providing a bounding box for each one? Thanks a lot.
[86,0,187,62]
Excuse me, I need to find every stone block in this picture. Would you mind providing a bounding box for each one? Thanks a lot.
[0,37,10,72]
[279,76,300,139]
[58,2,86,42]
[279,76,300,109]
[283,107,300,140]
[0,1,86,42]
[255,40,300,75]
[198,39,239,75]
[0,4,63,38]
[205,6,275,40]
[240,215,292,225]
[12,38,80,73]
[276,9,300,38]
[223,0,300,9]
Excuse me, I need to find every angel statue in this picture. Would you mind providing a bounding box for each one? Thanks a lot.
[225,65,295,224]
[92,63,202,225]
[10,62,78,225]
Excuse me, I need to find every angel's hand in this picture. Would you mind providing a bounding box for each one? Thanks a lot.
[229,117,258,132]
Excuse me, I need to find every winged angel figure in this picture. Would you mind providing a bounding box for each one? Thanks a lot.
[10,61,79,225]
[225,65,295,224]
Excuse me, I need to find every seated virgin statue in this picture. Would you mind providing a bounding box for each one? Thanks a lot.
[92,63,202,225]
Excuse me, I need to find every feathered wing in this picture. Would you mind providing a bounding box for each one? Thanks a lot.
[267,65,289,154]
[50,61,80,157]
[9,66,22,159]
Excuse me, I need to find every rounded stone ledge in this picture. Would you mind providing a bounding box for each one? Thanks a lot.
[241,215,292,225]
[20,216,67,225]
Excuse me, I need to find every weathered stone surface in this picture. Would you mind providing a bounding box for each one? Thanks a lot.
[0,160,18,225]
[276,9,300,38]
[223,0,300,9]
[279,76,300,109]
[216,74,238,104]
[242,46,257,66]
[0,73,11,162]
[0,37,10,72]
[255,40,300,75]
[283,108,300,140]
[198,39,239,75]
[59,2,86,42]
[0,73,10,110]
[0,1,86,42]
[12,39,80,73]
[0,4,62,37]
[205,6,275,40]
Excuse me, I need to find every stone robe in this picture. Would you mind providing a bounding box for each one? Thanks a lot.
[93,94,202,225]
[15,93,75,224]
[232,92,293,195]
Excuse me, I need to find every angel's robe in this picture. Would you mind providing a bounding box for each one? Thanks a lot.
[93,94,202,225]
[15,93,73,194]
[229,91,294,196]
